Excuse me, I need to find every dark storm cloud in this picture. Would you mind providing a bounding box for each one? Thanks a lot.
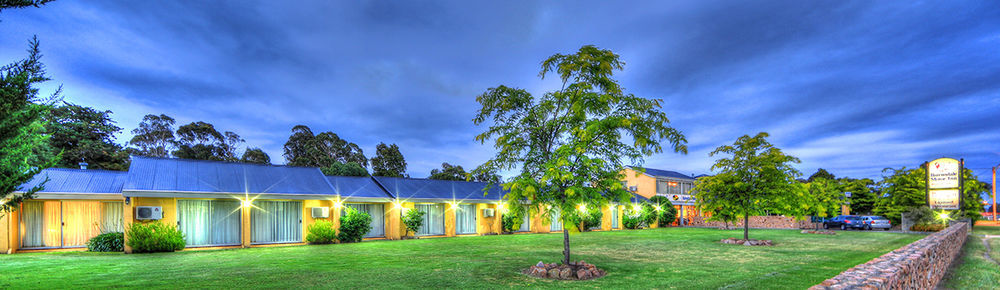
[1,0,998,180]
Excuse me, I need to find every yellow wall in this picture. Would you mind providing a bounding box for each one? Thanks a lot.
[445,203,456,237]
[622,168,657,199]
[476,203,499,235]
[1,210,10,254]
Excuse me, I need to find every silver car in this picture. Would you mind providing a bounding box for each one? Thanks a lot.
[861,216,891,230]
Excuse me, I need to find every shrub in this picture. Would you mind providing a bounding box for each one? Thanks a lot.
[569,204,603,231]
[126,221,185,253]
[501,212,521,233]
[401,209,425,237]
[910,223,946,232]
[87,232,124,252]
[622,211,643,229]
[338,208,372,243]
[903,206,935,225]
[649,196,678,227]
[306,220,337,244]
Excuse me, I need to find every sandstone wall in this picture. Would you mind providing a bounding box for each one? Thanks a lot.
[810,222,969,289]
[687,215,819,229]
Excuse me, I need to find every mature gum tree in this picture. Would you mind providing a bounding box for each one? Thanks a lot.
[473,45,686,265]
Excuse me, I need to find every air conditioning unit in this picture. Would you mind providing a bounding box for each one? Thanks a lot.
[483,208,496,217]
[628,186,638,192]
[135,206,163,220]
[311,207,330,218]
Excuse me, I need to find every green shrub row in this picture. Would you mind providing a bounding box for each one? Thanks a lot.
[126,221,186,253]
[910,223,946,232]
[87,232,124,252]
[307,208,375,244]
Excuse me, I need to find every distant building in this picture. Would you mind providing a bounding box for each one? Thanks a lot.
[621,167,708,225]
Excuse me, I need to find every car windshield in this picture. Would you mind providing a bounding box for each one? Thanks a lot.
[865,216,887,220]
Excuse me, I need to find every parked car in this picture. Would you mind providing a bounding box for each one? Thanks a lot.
[860,216,892,231]
[823,215,865,230]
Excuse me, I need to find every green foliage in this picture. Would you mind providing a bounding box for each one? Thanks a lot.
[240,147,270,164]
[693,132,802,240]
[807,168,836,182]
[305,220,337,244]
[283,125,367,168]
[839,177,876,215]
[39,102,129,170]
[473,45,686,264]
[803,177,842,219]
[321,161,368,176]
[128,114,176,157]
[428,162,468,181]
[621,211,643,229]
[501,211,521,233]
[910,223,946,232]
[87,232,124,252]
[1,38,59,213]
[401,209,425,237]
[338,208,372,243]
[371,142,407,177]
[904,206,936,225]
[569,203,603,231]
[126,221,185,253]
[649,196,677,227]
[873,167,986,224]
[172,121,244,162]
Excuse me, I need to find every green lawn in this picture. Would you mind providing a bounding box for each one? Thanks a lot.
[940,230,1000,289]
[972,225,1000,236]
[0,228,922,289]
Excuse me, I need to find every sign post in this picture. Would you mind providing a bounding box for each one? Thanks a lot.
[926,157,962,210]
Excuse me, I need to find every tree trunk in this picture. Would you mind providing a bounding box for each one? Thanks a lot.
[743,214,749,240]
[563,228,571,265]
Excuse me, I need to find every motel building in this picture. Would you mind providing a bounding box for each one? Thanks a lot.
[0,156,636,254]
[622,167,709,225]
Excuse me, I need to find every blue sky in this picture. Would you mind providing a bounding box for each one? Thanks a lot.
[2,1,999,183]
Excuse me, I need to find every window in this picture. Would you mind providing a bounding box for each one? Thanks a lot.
[343,203,385,238]
[550,208,562,231]
[415,204,445,236]
[251,201,302,244]
[612,206,619,229]
[178,200,241,247]
[455,204,477,235]
[518,213,531,232]
[20,200,122,249]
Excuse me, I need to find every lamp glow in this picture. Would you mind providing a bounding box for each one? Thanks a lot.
[578,204,587,212]
[938,212,949,220]
[241,199,253,208]
[653,204,662,212]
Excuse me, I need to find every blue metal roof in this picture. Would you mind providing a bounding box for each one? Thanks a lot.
[326,176,393,200]
[372,177,503,201]
[19,168,126,193]
[124,156,335,195]
[632,166,695,180]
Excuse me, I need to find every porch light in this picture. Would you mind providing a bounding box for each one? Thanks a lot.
[578,204,587,212]
[653,204,662,212]
[333,200,343,209]
[241,199,253,208]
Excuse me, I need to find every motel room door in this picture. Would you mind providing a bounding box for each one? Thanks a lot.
[251,201,302,244]
[20,200,123,249]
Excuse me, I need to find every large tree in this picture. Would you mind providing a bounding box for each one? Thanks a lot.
[473,45,686,265]
[370,143,407,177]
[39,102,129,170]
[321,162,368,177]
[1,37,58,213]
[693,132,801,240]
[803,177,843,228]
[128,114,176,157]
[283,125,367,168]
[839,177,876,215]
[428,162,467,181]
[172,121,244,162]
[240,148,270,164]
[807,168,835,182]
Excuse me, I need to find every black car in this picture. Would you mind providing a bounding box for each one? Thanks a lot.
[823,215,865,230]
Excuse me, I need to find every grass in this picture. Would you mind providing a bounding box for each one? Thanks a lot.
[0,228,922,289]
[940,225,1000,289]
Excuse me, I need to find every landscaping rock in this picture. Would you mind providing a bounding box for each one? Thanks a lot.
[576,269,592,280]
[721,238,773,246]
[547,268,560,279]
[525,260,607,280]
[559,268,573,279]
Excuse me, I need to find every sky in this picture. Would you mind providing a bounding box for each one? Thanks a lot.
[2,1,999,184]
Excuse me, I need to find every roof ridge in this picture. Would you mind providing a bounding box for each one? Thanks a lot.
[129,155,319,170]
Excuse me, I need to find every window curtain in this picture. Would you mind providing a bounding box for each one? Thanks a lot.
[549,208,562,232]
[344,203,385,238]
[612,206,619,229]
[20,201,51,248]
[101,202,123,233]
[455,204,477,234]
[61,201,101,247]
[178,200,241,246]
[519,212,531,232]
[251,201,302,244]
[415,204,444,236]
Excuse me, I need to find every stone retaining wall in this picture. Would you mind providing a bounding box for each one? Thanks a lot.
[810,222,969,289]
[688,216,819,229]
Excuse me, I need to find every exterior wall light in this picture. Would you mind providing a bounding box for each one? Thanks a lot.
[241,199,253,208]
